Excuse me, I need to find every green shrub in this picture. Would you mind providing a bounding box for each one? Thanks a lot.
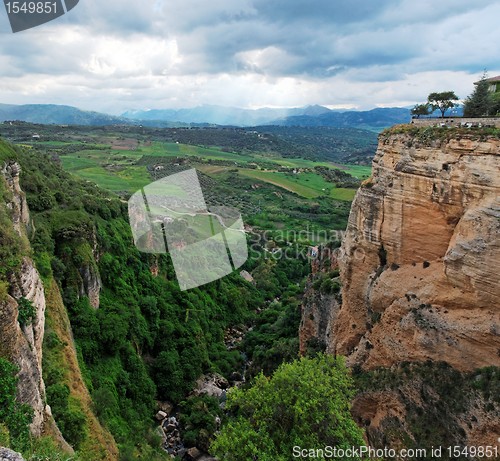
[26,436,80,461]
[320,278,340,294]
[0,358,33,452]
[179,395,222,452]
[0,423,10,448]
[46,383,87,449]
[34,252,52,281]
[0,280,9,302]
[17,297,36,327]
[211,355,365,460]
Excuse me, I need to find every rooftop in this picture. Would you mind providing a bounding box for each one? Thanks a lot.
[474,75,500,84]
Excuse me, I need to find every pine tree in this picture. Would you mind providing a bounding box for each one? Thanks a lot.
[463,73,491,117]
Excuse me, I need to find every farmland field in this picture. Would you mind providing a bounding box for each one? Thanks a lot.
[330,187,357,201]
[58,139,371,197]
[237,169,332,199]
[1,122,371,239]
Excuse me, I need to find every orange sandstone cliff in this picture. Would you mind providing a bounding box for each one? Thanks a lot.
[334,127,499,371]
[300,126,500,448]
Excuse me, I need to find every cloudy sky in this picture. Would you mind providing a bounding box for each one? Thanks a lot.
[0,0,499,114]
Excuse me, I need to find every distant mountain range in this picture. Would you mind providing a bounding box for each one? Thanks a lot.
[122,104,334,127]
[272,107,412,131]
[122,104,411,130]
[0,102,412,131]
[0,103,132,126]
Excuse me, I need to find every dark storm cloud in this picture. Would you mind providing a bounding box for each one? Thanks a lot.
[150,0,499,78]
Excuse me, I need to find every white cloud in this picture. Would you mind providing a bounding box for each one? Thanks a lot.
[0,0,499,113]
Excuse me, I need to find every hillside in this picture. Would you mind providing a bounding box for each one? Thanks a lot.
[0,104,133,127]
[0,138,256,459]
[0,136,321,460]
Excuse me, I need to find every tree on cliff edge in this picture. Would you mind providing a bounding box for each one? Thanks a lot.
[427,91,459,118]
[411,103,432,118]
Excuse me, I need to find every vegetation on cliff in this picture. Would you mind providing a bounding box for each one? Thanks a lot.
[0,136,318,459]
[0,359,32,453]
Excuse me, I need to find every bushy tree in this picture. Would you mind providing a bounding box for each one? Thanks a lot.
[427,91,459,118]
[490,92,500,116]
[411,103,432,118]
[211,354,365,461]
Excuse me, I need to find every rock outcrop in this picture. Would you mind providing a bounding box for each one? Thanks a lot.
[78,260,101,309]
[0,163,46,436]
[332,128,500,371]
[0,447,26,461]
[1,162,32,237]
[2,258,47,436]
[299,126,500,449]
[1,163,73,453]
[299,246,341,356]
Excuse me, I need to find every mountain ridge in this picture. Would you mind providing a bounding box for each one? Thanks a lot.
[0,102,410,130]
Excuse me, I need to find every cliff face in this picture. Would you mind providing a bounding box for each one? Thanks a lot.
[0,162,46,436]
[78,259,101,309]
[1,161,113,456]
[299,247,341,356]
[299,127,500,449]
[333,129,500,372]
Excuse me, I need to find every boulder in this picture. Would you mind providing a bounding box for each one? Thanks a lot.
[156,400,174,415]
[0,448,26,461]
[185,447,202,460]
[155,410,167,421]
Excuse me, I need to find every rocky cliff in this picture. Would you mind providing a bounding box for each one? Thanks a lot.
[0,160,115,457]
[299,246,341,356]
[0,162,47,436]
[330,127,499,371]
[299,126,500,448]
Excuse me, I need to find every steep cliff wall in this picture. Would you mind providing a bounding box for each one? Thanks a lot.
[334,127,500,371]
[0,160,114,457]
[299,246,341,356]
[0,162,46,436]
[299,126,500,449]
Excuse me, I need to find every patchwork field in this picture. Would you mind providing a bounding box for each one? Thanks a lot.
[237,170,332,199]
[57,139,371,197]
[0,122,372,238]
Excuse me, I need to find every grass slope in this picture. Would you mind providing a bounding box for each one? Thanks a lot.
[237,169,332,199]
[44,280,119,461]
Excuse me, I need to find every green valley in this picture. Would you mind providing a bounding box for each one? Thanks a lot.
[0,122,372,460]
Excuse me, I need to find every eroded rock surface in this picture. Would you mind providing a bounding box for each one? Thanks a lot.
[334,131,500,371]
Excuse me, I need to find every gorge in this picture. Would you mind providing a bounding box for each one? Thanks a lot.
[1,123,499,460]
